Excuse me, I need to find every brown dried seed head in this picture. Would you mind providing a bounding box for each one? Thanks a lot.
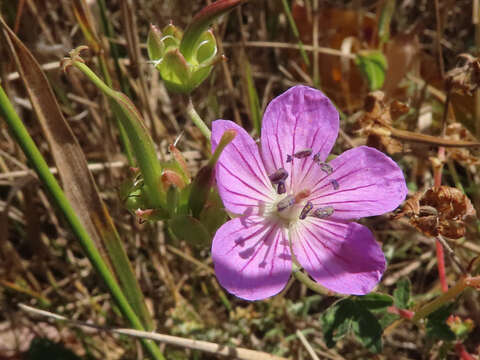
[398,186,476,239]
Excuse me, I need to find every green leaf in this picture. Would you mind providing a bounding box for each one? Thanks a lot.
[378,312,399,329]
[355,51,388,90]
[168,215,211,248]
[26,338,83,360]
[426,303,456,341]
[199,191,227,235]
[350,305,383,353]
[393,277,411,309]
[355,293,393,311]
[321,299,383,353]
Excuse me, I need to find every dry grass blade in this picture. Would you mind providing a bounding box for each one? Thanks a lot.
[20,304,288,360]
[0,16,153,330]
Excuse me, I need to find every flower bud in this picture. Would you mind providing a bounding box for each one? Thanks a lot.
[147,0,243,93]
[188,129,236,218]
[147,24,164,61]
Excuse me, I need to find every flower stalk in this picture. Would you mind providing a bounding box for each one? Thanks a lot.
[187,98,212,140]
[65,53,166,210]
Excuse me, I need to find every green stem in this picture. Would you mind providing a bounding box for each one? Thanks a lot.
[412,277,467,322]
[98,53,135,166]
[292,263,331,296]
[0,85,164,360]
[187,98,211,140]
[72,61,166,210]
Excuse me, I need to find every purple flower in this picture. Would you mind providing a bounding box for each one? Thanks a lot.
[211,85,407,301]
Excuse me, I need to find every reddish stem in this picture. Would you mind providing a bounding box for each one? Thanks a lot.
[436,239,448,292]
[387,306,415,320]
[455,342,475,360]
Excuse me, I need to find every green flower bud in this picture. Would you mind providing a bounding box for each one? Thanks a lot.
[147,0,244,93]
[188,129,236,218]
[147,24,164,61]
[147,23,217,94]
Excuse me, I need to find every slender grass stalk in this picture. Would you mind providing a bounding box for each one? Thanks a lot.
[187,98,212,140]
[281,0,310,66]
[0,85,165,360]
[96,0,130,95]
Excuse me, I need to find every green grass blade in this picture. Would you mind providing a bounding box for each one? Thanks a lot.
[0,85,164,360]
[281,0,310,66]
[243,57,261,135]
[0,18,155,331]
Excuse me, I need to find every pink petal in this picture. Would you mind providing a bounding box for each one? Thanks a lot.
[212,120,275,216]
[308,146,407,220]
[260,85,339,193]
[212,216,291,300]
[291,219,385,295]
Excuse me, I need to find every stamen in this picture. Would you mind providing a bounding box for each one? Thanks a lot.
[277,195,295,212]
[331,179,339,190]
[299,201,313,219]
[269,168,288,184]
[286,148,313,162]
[311,206,334,219]
[277,181,286,194]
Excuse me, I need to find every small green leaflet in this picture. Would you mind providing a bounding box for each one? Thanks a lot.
[355,50,388,91]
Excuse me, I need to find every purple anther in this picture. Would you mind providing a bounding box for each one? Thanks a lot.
[299,201,313,219]
[277,195,295,212]
[286,148,313,162]
[269,168,288,184]
[318,162,333,175]
[313,152,333,174]
[331,179,339,190]
[312,206,334,219]
[277,181,286,194]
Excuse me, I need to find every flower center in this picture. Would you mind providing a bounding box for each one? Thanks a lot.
[267,163,338,226]
[275,189,311,223]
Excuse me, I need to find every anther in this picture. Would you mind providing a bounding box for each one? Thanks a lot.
[277,181,286,194]
[269,168,288,184]
[277,195,295,212]
[313,153,333,174]
[299,201,313,219]
[311,206,334,219]
[286,148,312,162]
[317,162,333,175]
[331,179,339,190]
